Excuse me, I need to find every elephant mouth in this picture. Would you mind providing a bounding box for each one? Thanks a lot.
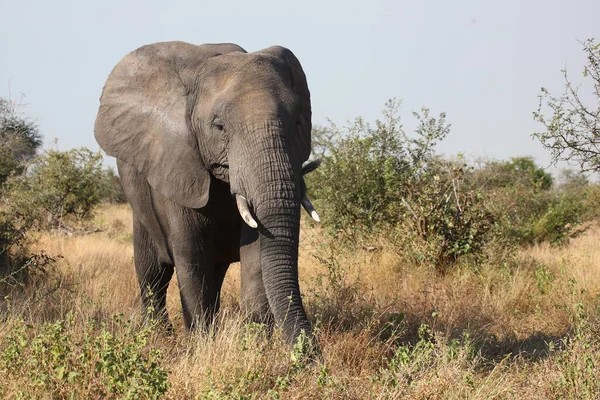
[210,163,229,180]
[211,162,229,170]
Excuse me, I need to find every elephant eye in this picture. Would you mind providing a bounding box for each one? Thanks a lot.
[212,117,225,131]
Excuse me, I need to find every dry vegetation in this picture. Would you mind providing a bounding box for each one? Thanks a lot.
[1,203,599,399]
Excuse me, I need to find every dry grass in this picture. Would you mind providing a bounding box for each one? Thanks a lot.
[1,204,600,399]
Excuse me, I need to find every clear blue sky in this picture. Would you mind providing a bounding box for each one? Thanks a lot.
[1,0,598,173]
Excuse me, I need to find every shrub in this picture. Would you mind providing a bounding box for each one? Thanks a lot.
[3,147,109,229]
[308,100,497,268]
[465,158,590,247]
[533,38,600,174]
[308,99,450,237]
[395,161,495,268]
[525,194,585,246]
[100,167,128,204]
[0,213,29,284]
[471,156,553,191]
[0,98,42,185]
[307,99,597,268]
[558,169,600,223]
[0,210,57,300]
[0,314,170,399]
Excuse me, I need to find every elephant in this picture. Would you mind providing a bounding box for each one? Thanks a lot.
[94,41,321,347]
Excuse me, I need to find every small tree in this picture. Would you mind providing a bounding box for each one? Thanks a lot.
[99,167,127,204]
[533,39,600,173]
[0,98,43,184]
[307,100,499,268]
[307,99,451,235]
[4,148,108,229]
[0,99,43,280]
[466,157,591,246]
[471,157,553,191]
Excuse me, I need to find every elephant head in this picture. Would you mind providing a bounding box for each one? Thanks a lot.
[94,42,318,344]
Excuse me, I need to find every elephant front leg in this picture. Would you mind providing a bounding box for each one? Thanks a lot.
[240,224,273,325]
[175,260,221,331]
[133,218,174,330]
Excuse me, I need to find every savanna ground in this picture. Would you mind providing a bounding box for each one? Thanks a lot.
[1,203,599,399]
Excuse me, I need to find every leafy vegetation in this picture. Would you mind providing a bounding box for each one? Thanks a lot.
[466,156,587,247]
[309,99,450,233]
[0,314,169,399]
[4,147,111,229]
[0,97,125,301]
[533,38,600,173]
[0,98,42,185]
[1,203,599,398]
[307,100,598,272]
[308,100,497,269]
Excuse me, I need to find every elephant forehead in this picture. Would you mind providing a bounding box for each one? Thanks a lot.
[203,53,289,86]
[199,78,299,119]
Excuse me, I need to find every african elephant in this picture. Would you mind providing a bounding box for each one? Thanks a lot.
[94,41,320,346]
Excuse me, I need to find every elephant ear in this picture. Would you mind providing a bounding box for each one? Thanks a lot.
[258,46,312,163]
[95,42,244,209]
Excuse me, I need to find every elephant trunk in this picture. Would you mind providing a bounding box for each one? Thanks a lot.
[233,122,313,345]
[256,191,312,344]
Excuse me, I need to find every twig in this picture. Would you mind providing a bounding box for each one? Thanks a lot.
[401,198,418,220]
[452,178,462,213]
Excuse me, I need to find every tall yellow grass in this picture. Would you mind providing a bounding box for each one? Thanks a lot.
[1,204,599,398]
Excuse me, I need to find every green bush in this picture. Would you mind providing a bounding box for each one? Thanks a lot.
[0,98,51,289]
[0,213,28,284]
[0,98,42,185]
[395,162,496,268]
[3,147,109,229]
[466,158,591,247]
[0,314,170,399]
[526,194,585,246]
[308,100,496,268]
[558,170,600,223]
[308,99,450,236]
[101,167,128,204]
[0,210,58,300]
[307,99,599,270]
[470,156,553,191]
[0,98,121,289]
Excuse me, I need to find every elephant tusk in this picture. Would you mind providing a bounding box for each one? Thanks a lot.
[235,195,258,229]
[301,195,320,223]
[302,159,322,175]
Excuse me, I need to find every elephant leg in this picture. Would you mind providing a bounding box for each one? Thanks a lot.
[240,224,273,325]
[175,255,225,331]
[212,262,230,317]
[176,261,228,332]
[133,218,174,329]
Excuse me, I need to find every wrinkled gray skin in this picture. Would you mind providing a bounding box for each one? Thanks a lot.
[94,42,314,346]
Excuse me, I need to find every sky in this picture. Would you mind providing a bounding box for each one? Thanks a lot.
[1,0,599,175]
